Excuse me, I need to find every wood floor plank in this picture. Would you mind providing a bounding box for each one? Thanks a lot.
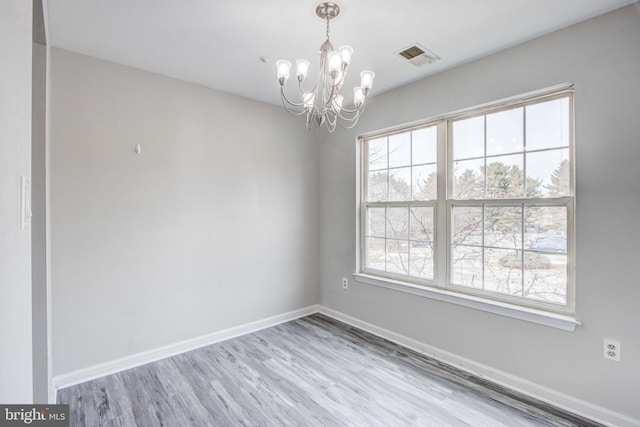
[57,314,603,426]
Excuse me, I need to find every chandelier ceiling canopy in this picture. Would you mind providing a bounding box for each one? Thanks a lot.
[276,2,375,132]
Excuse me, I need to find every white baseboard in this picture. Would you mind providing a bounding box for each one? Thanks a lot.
[51,304,639,427]
[318,306,639,427]
[52,304,320,397]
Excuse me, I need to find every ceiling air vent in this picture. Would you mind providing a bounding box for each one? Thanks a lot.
[396,44,440,67]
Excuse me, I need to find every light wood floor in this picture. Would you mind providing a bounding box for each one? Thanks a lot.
[57,314,601,426]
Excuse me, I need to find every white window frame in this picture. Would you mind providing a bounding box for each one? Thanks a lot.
[355,84,580,331]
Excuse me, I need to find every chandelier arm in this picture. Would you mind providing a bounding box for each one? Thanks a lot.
[327,117,337,132]
[336,104,367,129]
[334,112,360,126]
[285,85,314,108]
[333,64,348,90]
[335,100,367,115]
[280,87,306,108]
[321,79,339,112]
[280,89,310,116]
[317,94,364,131]
[325,108,336,126]
[346,94,368,113]
[331,111,362,130]
[324,108,345,133]
[306,106,319,130]
[332,110,364,129]
[337,116,361,129]
[298,68,321,95]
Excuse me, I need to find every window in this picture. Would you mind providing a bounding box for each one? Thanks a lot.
[359,86,574,315]
[364,127,438,281]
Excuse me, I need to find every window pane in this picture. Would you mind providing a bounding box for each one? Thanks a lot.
[388,133,411,168]
[485,248,523,297]
[486,154,524,199]
[451,244,483,288]
[453,116,484,160]
[386,240,409,275]
[452,206,483,246]
[386,207,408,239]
[412,126,437,165]
[452,158,484,199]
[412,164,437,201]
[389,167,411,201]
[523,252,567,305]
[526,149,570,197]
[484,206,522,249]
[365,237,385,271]
[410,207,434,241]
[409,206,434,280]
[409,244,434,280]
[526,98,570,151]
[528,237,567,255]
[367,207,385,238]
[367,171,388,201]
[486,107,523,156]
[368,137,387,171]
[524,206,566,249]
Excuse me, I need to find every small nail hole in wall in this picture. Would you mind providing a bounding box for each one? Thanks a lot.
[134,144,141,154]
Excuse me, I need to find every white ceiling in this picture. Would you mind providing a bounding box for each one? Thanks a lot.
[46,0,634,106]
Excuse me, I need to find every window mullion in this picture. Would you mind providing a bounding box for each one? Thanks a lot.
[520,203,525,297]
[386,137,390,201]
[384,205,388,273]
[435,121,448,287]
[481,204,485,291]
[483,115,487,199]
[406,206,411,276]
[523,107,527,196]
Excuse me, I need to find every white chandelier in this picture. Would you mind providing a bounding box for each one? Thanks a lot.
[276,2,375,132]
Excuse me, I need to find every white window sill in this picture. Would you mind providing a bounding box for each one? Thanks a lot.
[353,273,581,332]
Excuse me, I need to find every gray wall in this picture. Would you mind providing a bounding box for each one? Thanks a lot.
[0,0,34,403]
[50,48,318,375]
[319,5,640,420]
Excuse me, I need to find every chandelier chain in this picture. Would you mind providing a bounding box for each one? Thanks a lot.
[326,17,330,40]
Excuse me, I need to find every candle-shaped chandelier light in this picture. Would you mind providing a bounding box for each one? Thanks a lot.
[276,2,375,132]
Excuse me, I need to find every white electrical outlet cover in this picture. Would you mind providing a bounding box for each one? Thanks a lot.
[603,338,621,362]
